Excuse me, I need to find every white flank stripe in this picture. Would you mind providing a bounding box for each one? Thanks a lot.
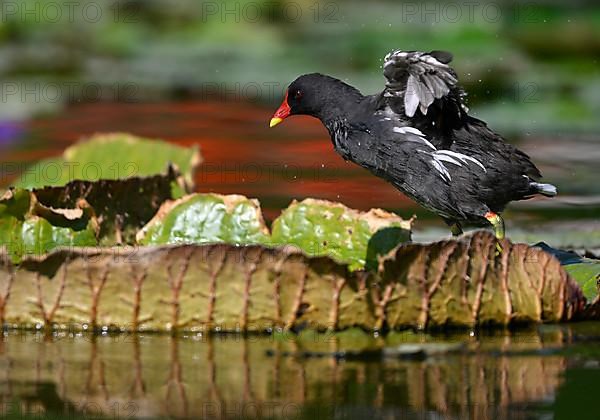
[431,159,451,181]
[392,126,436,150]
[435,154,462,166]
[419,150,451,181]
[393,126,424,136]
[419,138,436,150]
[435,150,486,171]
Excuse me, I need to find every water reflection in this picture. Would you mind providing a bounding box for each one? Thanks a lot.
[1,326,598,419]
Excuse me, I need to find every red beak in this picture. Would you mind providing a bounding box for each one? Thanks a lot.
[269,91,290,127]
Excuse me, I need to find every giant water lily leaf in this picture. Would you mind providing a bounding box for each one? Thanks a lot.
[12,133,201,194]
[0,189,97,263]
[0,232,586,331]
[271,198,412,271]
[19,217,97,258]
[32,166,181,245]
[563,262,600,302]
[137,193,270,245]
[0,167,181,256]
[377,234,585,328]
[534,242,600,302]
[136,196,412,271]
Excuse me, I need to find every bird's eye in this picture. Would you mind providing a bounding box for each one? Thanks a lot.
[294,90,303,100]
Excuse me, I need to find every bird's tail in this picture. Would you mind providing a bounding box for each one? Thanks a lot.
[530,181,558,197]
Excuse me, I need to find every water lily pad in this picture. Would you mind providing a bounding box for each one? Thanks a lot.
[0,167,181,255]
[0,232,585,331]
[271,198,412,270]
[137,196,412,271]
[563,263,600,302]
[534,242,600,301]
[0,189,97,263]
[12,133,201,194]
[137,193,270,245]
[32,166,182,245]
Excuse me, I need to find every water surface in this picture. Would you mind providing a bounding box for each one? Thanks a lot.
[1,324,600,419]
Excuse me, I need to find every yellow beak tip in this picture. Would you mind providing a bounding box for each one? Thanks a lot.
[269,117,283,128]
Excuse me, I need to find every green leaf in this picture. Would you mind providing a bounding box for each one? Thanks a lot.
[20,217,97,258]
[0,189,97,263]
[138,196,412,271]
[12,133,201,194]
[271,198,411,271]
[563,262,600,302]
[1,166,181,259]
[533,242,600,302]
[32,167,182,246]
[137,193,270,245]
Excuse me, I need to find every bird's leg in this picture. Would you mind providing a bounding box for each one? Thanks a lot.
[450,222,463,237]
[485,212,505,239]
[443,218,463,237]
[485,212,505,253]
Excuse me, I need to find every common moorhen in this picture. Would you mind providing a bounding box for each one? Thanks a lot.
[270,50,557,239]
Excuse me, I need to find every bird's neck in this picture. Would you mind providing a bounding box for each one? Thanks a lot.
[312,79,365,125]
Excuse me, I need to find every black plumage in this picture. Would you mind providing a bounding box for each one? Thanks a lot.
[270,50,557,237]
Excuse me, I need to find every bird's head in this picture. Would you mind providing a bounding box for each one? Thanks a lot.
[270,73,353,127]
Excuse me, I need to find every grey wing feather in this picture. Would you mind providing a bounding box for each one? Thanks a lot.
[383,50,462,117]
[404,75,421,117]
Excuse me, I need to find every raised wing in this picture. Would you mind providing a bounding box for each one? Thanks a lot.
[383,50,467,119]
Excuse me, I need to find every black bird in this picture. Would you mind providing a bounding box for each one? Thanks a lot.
[269,50,557,239]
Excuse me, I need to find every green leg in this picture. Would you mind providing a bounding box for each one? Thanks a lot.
[443,218,463,237]
[485,212,505,253]
[450,222,463,237]
[485,212,505,239]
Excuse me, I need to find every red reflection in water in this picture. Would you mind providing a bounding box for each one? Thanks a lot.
[5,101,417,219]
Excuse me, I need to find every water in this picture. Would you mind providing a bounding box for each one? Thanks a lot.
[1,324,600,419]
